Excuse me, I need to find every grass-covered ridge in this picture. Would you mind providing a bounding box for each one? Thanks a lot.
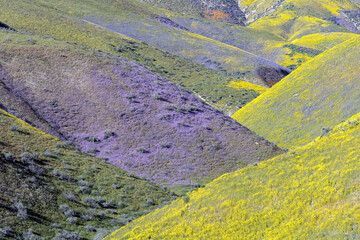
[106,105,360,240]
[0,109,174,239]
[233,37,360,149]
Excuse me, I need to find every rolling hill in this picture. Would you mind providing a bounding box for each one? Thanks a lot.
[106,102,360,240]
[0,30,284,190]
[0,0,292,117]
[142,0,360,70]
[233,37,360,149]
[0,109,174,239]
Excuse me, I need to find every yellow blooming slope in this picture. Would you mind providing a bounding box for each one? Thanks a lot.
[233,37,360,149]
[106,108,360,239]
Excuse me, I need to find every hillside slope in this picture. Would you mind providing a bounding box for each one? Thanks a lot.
[228,0,359,69]
[106,107,360,240]
[0,109,174,239]
[139,0,246,25]
[0,0,291,114]
[0,31,284,188]
[0,0,290,86]
[233,37,360,149]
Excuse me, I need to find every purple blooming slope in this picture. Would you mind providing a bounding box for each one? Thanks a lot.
[0,39,284,187]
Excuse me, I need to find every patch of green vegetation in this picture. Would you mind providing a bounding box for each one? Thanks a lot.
[283,44,322,58]
[0,109,174,239]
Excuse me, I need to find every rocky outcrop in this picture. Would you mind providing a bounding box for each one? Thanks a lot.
[200,0,246,25]
[335,10,360,34]
[238,0,286,25]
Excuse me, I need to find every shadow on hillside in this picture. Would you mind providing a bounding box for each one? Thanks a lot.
[0,21,15,31]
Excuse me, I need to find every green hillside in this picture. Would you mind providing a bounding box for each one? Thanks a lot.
[0,109,174,239]
[106,104,360,240]
[233,37,360,149]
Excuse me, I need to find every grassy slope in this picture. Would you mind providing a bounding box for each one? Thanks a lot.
[134,0,340,70]
[233,37,360,149]
[0,2,264,115]
[0,30,284,188]
[291,32,360,51]
[155,0,359,71]
[241,0,359,69]
[0,0,290,87]
[106,108,360,240]
[0,109,174,239]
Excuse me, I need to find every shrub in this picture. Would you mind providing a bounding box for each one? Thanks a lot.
[151,93,165,101]
[54,230,81,240]
[64,165,71,170]
[59,172,73,182]
[52,169,61,176]
[84,225,96,232]
[111,218,122,225]
[59,204,70,212]
[20,152,36,165]
[13,201,28,219]
[3,152,15,162]
[183,195,190,203]
[137,148,149,153]
[91,164,98,171]
[321,127,332,137]
[104,130,115,139]
[160,143,172,148]
[0,227,13,237]
[146,197,155,206]
[56,141,75,149]
[88,147,98,154]
[10,125,19,132]
[66,217,78,224]
[84,209,97,220]
[83,196,98,208]
[99,211,107,218]
[43,151,53,158]
[93,229,112,240]
[101,199,115,208]
[125,185,134,190]
[50,223,61,228]
[117,201,126,209]
[64,209,79,218]
[28,164,44,177]
[53,149,61,155]
[53,169,73,181]
[62,192,77,202]
[85,136,101,143]
[22,229,44,240]
[80,186,91,194]
[78,180,90,187]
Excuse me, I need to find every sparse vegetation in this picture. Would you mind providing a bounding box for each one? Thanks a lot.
[0,110,173,239]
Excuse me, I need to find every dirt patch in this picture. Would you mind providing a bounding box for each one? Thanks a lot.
[256,66,291,87]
